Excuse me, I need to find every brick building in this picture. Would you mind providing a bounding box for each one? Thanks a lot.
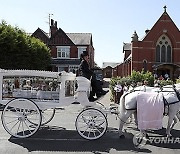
[116,7,180,80]
[102,62,120,78]
[32,19,95,73]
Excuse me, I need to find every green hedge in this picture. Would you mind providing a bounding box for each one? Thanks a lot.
[176,77,180,84]
[109,70,174,101]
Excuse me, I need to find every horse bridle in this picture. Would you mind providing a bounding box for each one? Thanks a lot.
[172,85,180,102]
[161,84,180,104]
[160,84,180,115]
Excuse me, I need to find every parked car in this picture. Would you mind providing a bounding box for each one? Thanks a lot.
[92,67,103,85]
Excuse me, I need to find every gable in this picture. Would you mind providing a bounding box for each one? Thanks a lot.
[142,11,180,44]
[31,28,49,45]
[49,28,74,46]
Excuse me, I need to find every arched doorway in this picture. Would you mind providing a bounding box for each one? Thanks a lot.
[153,63,180,80]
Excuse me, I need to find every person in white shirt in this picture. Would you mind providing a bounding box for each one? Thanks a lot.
[123,82,128,94]
[164,73,169,80]
[114,82,123,104]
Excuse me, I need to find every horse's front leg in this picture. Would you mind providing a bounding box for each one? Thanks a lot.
[170,111,180,130]
[166,104,179,137]
[176,111,180,121]
[118,110,134,138]
[133,111,138,126]
[170,116,178,130]
[139,130,148,139]
[166,116,174,137]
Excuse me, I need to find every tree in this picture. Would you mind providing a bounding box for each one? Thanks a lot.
[0,21,51,70]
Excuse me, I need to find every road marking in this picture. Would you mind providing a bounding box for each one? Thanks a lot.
[8,137,87,141]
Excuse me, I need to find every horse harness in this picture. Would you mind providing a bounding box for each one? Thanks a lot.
[124,87,180,116]
[162,87,180,116]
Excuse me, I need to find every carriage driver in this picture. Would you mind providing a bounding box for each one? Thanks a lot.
[78,51,108,101]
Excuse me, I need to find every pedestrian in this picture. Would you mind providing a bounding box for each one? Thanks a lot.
[143,80,148,92]
[159,75,164,80]
[114,81,123,104]
[123,82,128,94]
[164,73,169,80]
[154,79,160,87]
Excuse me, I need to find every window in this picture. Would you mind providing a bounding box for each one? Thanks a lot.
[78,47,87,58]
[155,35,172,63]
[57,46,70,58]
[143,59,147,72]
[167,45,171,62]
[161,45,166,62]
[58,67,65,72]
[156,45,160,62]
[69,65,79,73]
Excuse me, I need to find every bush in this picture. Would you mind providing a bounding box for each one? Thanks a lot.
[176,77,180,84]
[109,70,175,101]
[158,79,173,86]
[131,70,154,86]
[0,20,51,70]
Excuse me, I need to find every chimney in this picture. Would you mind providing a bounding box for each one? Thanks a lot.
[55,21,57,28]
[145,29,150,34]
[51,19,54,26]
[50,19,58,37]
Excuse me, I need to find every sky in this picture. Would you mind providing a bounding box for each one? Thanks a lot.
[1,0,180,67]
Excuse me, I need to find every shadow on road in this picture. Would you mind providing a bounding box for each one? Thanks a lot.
[145,128,180,149]
[127,126,180,149]
[8,126,151,153]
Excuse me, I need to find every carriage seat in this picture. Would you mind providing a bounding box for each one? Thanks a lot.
[12,89,59,100]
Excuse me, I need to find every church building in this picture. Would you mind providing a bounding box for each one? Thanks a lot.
[116,6,180,80]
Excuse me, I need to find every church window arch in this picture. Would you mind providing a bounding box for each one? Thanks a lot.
[156,45,160,62]
[156,35,172,63]
[143,59,147,72]
[167,45,172,62]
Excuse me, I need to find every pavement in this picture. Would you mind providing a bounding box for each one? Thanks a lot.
[0,86,180,154]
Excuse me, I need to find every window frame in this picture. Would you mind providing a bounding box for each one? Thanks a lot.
[155,35,172,63]
[56,46,70,59]
[77,46,87,58]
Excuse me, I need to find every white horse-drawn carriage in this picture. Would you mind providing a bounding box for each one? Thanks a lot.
[0,68,180,143]
[0,69,109,140]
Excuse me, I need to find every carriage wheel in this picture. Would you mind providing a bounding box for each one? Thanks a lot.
[1,98,41,138]
[96,102,107,117]
[41,108,55,125]
[96,102,106,109]
[75,108,107,140]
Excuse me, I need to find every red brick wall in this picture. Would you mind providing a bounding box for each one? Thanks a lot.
[51,46,57,58]
[70,46,78,58]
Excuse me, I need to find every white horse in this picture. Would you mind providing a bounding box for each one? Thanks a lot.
[118,84,180,138]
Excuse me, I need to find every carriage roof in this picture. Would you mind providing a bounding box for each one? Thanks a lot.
[0,69,75,78]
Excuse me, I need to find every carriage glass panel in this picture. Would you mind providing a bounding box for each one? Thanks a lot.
[2,76,59,100]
